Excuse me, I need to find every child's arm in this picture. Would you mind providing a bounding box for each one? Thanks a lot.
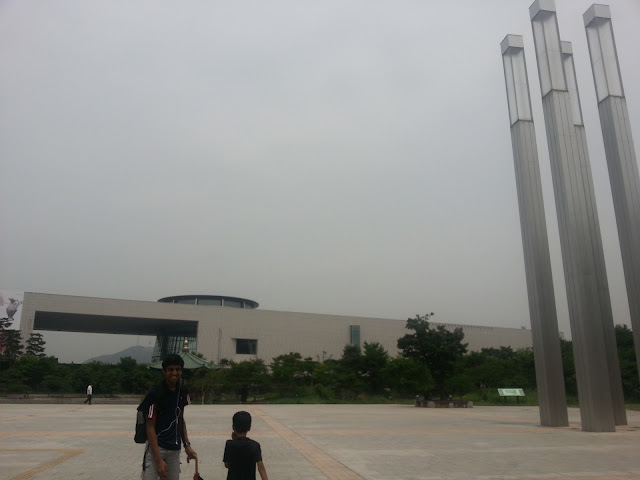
[257,460,269,480]
[223,439,231,469]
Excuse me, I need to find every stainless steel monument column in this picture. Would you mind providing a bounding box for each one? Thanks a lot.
[584,4,640,384]
[500,34,568,427]
[529,0,623,432]
[560,39,627,427]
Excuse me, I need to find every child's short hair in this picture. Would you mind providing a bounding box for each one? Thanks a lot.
[232,411,252,433]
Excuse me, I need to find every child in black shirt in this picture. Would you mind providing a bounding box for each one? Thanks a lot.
[223,411,269,480]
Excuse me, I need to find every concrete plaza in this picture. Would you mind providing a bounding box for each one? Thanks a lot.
[1,403,639,480]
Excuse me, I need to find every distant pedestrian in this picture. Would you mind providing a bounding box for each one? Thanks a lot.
[223,410,269,480]
[84,384,93,405]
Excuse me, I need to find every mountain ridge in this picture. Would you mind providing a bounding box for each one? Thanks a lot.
[84,345,154,364]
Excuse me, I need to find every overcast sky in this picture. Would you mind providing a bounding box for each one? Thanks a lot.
[1,0,639,363]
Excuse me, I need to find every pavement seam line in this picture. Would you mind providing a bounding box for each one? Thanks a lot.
[5,448,84,480]
[249,407,366,480]
[512,476,640,480]
[0,408,81,425]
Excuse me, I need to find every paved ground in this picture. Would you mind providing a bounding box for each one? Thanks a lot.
[1,403,639,480]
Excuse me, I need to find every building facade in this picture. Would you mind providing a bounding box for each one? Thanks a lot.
[18,292,535,363]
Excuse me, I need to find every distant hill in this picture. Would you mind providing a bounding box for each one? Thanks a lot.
[85,345,154,364]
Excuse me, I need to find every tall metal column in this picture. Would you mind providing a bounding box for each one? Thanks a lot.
[529,0,622,432]
[501,34,568,427]
[584,4,640,384]
[561,39,627,427]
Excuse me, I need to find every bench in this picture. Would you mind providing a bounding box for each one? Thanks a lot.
[4,393,30,399]
[433,399,470,408]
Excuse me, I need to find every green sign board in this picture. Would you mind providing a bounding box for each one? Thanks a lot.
[497,388,525,396]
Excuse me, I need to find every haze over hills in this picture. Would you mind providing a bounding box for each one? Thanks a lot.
[84,345,153,364]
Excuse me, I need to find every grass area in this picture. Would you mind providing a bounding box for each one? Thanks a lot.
[204,387,640,407]
[263,397,408,404]
[235,391,640,409]
[259,392,413,404]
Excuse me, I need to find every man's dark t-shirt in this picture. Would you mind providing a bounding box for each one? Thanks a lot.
[145,382,190,450]
[223,437,262,480]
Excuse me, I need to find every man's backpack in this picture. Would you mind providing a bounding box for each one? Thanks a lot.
[134,385,160,443]
[134,382,188,444]
[134,406,148,444]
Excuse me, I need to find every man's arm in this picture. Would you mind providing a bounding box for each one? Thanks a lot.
[180,412,197,462]
[257,460,269,480]
[146,417,167,478]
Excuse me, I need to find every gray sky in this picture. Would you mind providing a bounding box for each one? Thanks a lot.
[1,0,639,363]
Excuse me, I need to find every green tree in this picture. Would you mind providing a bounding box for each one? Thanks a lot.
[397,313,468,398]
[42,371,73,392]
[0,318,16,364]
[312,359,339,400]
[301,356,316,386]
[471,347,536,390]
[2,355,61,392]
[189,366,225,403]
[0,328,23,365]
[33,357,74,393]
[615,324,640,401]
[74,361,114,395]
[25,333,47,358]
[117,356,156,394]
[0,354,36,392]
[340,344,363,372]
[381,357,433,396]
[225,359,270,403]
[446,373,474,398]
[335,344,366,399]
[271,352,304,389]
[479,346,516,361]
[560,339,577,396]
[72,362,97,393]
[99,367,121,395]
[509,348,536,390]
[361,342,389,394]
[464,354,506,391]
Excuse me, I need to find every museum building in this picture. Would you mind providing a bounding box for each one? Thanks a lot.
[18,292,535,363]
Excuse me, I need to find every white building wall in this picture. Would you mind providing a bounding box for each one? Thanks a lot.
[20,292,535,363]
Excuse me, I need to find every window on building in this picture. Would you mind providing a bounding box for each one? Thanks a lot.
[349,325,360,347]
[235,339,257,355]
[175,298,196,305]
[224,299,242,308]
[198,298,222,306]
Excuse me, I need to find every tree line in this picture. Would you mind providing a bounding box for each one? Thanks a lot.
[1,315,638,403]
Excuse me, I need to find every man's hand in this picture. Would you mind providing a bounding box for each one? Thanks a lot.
[185,445,198,462]
[156,459,168,478]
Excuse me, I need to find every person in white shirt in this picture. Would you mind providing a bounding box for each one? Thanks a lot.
[84,384,93,405]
